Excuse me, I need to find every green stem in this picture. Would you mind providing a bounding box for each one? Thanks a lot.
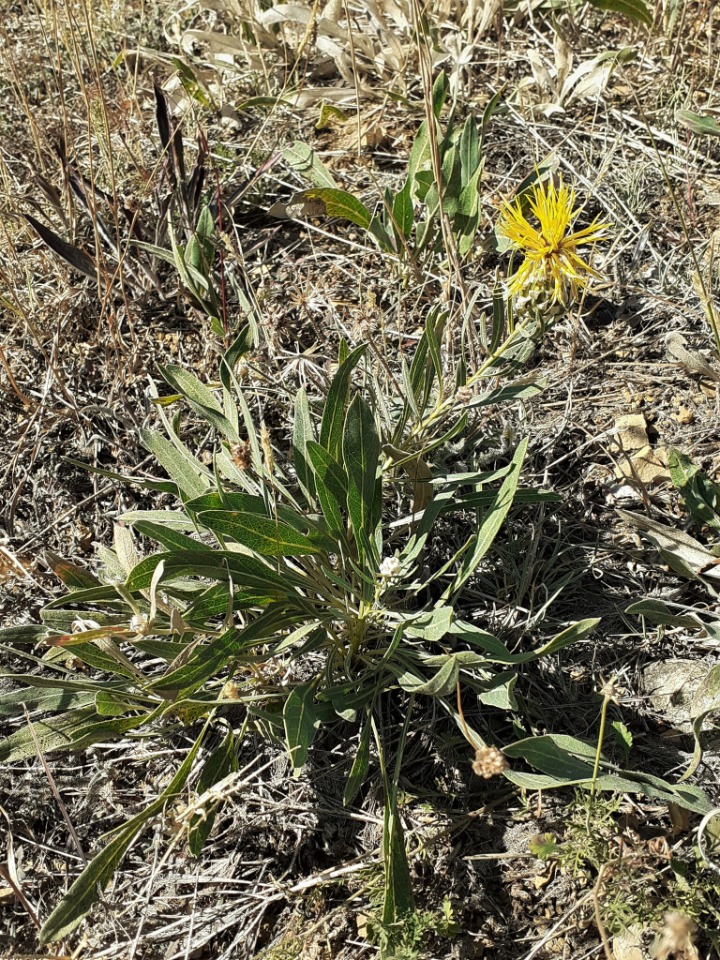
[588,680,615,828]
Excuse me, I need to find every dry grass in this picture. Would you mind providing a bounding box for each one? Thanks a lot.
[2,1,720,958]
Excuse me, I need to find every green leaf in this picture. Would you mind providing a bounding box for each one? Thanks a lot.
[381,794,415,931]
[125,549,292,597]
[152,607,295,697]
[159,364,221,413]
[431,71,448,118]
[531,618,600,659]
[626,599,706,631]
[503,734,712,813]
[456,165,484,256]
[343,395,382,562]
[193,205,215,269]
[141,429,208,499]
[158,364,239,442]
[0,687,95,718]
[397,657,459,697]
[0,624,50,645]
[320,344,367,462]
[591,771,710,814]
[611,720,633,758]
[466,378,546,409]
[682,663,720,782]
[119,509,194,530]
[283,142,338,188]
[219,325,254,392]
[458,115,480,186]
[40,726,207,942]
[481,86,505,146]
[293,387,317,504]
[301,188,372,229]
[188,730,238,856]
[407,120,430,187]
[449,437,528,595]
[283,681,319,774]
[390,181,414,243]
[130,520,213,553]
[504,733,598,781]
[199,510,321,557]
[306,440,346,534]
[446,617,596,668]
[95,691,138,717]
[676,110,720,138]
[586,0,652,25]
[479,671,518,711]
[669,448,720,532]
[0,708,149,764]
[529,833,559,860]
[400,606,454,643]
[344,717,372,806]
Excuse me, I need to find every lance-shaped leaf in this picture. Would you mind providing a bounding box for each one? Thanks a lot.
[342,395,382,559]
[587,0,652,25]
[283,681,319,774]
[320,344,366,462]
[24,214,96,279]
[293,387,316,503]
[301,188,372,229]
[40,726,206,942]
[199,509,321,557]
[449,437,528,595]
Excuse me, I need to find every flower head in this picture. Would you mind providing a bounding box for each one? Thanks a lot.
[472,745,509,779]
[498,176,610,304]
[379,555,401,580]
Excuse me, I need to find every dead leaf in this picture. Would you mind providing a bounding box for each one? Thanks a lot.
[613,924,646,960]
[619,445,670,485]
[325,115,389,151]
[614,413,649,451]
[674,406,694,424]
[553,31,573,92]
[618,509,720,585]
[268,194,328,220]
[667,802,691,836]
[665,332,720,383]
[610,415,671,485]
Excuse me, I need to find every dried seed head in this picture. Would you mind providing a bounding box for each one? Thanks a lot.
[260,423,275,473]
[221,680,241,701]
[455,386,474,405]
[600,676,624,703]
[230,440,252,472]
[653,911,697,960]
[472,745,509,779]
[130,612,152,635]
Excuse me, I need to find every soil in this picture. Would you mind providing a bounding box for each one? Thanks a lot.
[1,2,720,958]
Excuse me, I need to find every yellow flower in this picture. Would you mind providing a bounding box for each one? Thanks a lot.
[498,176,610,304]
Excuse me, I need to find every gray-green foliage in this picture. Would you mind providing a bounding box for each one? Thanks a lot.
[1,331,706,947]
[285,72,497,263]
[624,449,720,789]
